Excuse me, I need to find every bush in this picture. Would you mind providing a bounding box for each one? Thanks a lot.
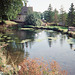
[36,19,43,26]
[25,14,36,26]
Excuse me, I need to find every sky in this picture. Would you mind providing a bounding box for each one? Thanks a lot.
[27,0,75,13]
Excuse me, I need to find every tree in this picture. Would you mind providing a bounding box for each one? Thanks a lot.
[67,3,75,27]
[25,14,36,26]
[0,0,23,22]
[44,4,54,22]
[33,12,41,19]
[59,6,67,25]
[40,13,44,19]
[53,9,59,23]
[7,0,23,20]
[0,0,11,21]
[48,4,52,11]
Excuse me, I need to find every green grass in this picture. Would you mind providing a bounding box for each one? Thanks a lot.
[47,26,68,32]
[24,25,34,28]
[4,20,17,25]
[20,28,34,30]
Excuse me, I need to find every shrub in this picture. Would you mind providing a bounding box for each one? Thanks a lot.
[18,58,67,75]
[36,19,43,26]
[25,14,36,26]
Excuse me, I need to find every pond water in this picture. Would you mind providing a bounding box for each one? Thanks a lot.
[1,29,75,75]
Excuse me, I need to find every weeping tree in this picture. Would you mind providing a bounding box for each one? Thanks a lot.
[0,0,23,22]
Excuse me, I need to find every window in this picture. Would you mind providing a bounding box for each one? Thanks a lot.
[24,11,27,14]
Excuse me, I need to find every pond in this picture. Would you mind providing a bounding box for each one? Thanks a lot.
[0,29,75,75]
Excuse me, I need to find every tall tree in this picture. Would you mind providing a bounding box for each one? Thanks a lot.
[59,6,67,25]
[44,4,54,22]
[67,3,75,27]
[53,9,59,23]
[48,4,52,11]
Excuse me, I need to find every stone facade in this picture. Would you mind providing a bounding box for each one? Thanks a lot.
[16,6,33,22]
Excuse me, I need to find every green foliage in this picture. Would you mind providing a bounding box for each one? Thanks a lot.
[25,12,43,26]
[33,12,43,26]
[67,3,75,27]
[53,9,59,23]
[59,6,67,25]
[43,4,54,22]
[25,14,36,26]
[44,10,54,22]
[36,19,43,26]
[0,0,11,20]
[7,0,23,20]
[40,13,44,19]
[0,0,23,21]
[33,12,41,19]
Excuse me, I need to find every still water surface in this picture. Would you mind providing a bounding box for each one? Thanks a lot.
[4,30,75,75]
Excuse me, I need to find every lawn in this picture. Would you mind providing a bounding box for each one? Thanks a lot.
[4,20,17,25]
[47,26,68,32]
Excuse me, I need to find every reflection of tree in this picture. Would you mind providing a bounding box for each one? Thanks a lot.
[6,50,24,65]
[24,51,29,59]
[46,31,59,47]
[13,30,36,41]
[23,42,30,58]
[5,30,37,63]
[60,38,63,46]
[69,44,73,49]
[60,34,67,46]
[48,40,52,47]
[6,42,30,64]
[6,43,24,51]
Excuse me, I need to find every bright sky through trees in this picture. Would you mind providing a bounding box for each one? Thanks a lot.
[27,0,75,12]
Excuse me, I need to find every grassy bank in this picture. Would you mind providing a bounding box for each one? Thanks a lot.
[20,25,75,38]
[4,20,18,25]
[0,20,18,25]
[0,20,75,38]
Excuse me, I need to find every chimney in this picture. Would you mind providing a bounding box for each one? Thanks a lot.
[25,3,27,7]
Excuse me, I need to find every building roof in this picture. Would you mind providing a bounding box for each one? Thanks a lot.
[19,6,33,15]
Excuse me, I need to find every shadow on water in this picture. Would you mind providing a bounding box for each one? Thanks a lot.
[0,30,37,65]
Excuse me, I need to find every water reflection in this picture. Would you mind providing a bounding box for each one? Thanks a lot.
[70,44,73,49]
[4,30,37,65]
[13,30,36,41]
[46,31,59,47]
[0,29,75,75]
[6,50,24,65]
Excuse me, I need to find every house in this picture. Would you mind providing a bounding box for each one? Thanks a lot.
[16,2,33,22]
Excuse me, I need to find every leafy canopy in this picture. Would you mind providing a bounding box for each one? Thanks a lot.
[0,0,23,21]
